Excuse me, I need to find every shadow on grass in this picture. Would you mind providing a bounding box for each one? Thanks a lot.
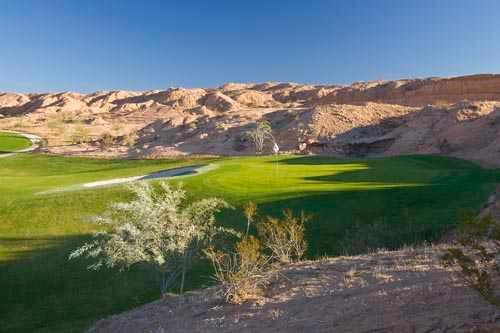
[0,234,216,333]
[0,235,162,333]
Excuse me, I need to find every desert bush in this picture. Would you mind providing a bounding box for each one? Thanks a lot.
[47,118,63,130]
[246,120,274,154]
[12,119,24,128]
[257,209,310,263]
[38,138,49,149]
[232,132,248,151]
[188,122,198,132]
[243,201,257,236]
[122,132,137,147]
[205,235,268,304]
[433,100,451,108]
[71,124,92,144]
[438,138,453,153]
[69,181,235,294]
[206,205,312,303]
[442,212,500,305]
[100,132,115,149]
[111,123,123,135]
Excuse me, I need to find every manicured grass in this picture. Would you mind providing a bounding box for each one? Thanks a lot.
[0,153,498,332]
[0,132,32,153]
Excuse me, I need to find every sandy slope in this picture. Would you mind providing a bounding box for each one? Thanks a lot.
[90,245,500,333]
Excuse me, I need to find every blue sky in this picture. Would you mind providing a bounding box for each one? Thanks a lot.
[1,0,499,92]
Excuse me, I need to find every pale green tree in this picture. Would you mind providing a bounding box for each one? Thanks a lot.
[246,120,274,154]
[69,181,235,294]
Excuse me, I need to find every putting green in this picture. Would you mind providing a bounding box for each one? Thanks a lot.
[0,132,32,153]
[0,153,498,332]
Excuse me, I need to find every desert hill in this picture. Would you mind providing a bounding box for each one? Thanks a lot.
[2,74,500,165]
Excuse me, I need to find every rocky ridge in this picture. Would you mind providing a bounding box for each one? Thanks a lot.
[2,74,500,165]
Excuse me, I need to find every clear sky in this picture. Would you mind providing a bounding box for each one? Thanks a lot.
[1,0,500,92]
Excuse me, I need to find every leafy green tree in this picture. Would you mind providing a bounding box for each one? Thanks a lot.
[69,181,235,294]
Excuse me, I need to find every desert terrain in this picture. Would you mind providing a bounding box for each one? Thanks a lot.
[2,74,500,166]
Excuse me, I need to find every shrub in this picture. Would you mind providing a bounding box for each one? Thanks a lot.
[205,236,267,304]
[442,212,500,305]
[69,182,234,294]
[257,209,310,263]
[47,118,63,130]
[111,123,123,135]
[232,132,248,152]
[123,132,137,148]
[13,119,24,128]
[61,111,75,123]
[100,132,115,149]
[39,138,49,149]
[71,124,92,144]
[243,201,257,236]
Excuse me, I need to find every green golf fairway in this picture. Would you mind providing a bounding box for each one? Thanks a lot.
[0,132,32,153]
[0,153,498,332]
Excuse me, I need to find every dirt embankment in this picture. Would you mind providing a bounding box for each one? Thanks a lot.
[2,74,500,165]
[90,245,500,333]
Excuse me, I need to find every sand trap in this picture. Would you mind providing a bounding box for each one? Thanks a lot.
[38,163,218,195]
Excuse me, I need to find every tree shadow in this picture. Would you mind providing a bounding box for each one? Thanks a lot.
[0,235,161,333]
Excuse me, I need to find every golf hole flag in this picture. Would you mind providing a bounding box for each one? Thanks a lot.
[273,142,280,154]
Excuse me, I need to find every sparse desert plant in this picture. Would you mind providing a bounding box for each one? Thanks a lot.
[433,100,451,108]
[100,132,115,149]
[58,110,75,124]
[438,138,453,153]
[12,119,24,128]
[38,138,49,149]
[123,132,137,147]
[71,124,92,144]
[257,209,310,263]
[246,120,274,154]
[111,123,123,135]
[69,181,234,294]
[205,235,267,303]
[232,132,247,151]
[243,201,257,236]
[47,118,63,130]
[442,212,500,305]
[188,122,198,132]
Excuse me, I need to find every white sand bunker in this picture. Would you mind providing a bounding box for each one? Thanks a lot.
[38,164,217,195]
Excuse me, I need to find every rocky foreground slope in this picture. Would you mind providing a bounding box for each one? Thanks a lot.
[90,245,500,333]
[2,74,500,165]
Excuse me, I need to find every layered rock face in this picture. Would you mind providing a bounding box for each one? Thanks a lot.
[2,74,500,165]
[317,74,500,106]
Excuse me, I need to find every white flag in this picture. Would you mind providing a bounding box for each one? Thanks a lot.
[273,142,280,154]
